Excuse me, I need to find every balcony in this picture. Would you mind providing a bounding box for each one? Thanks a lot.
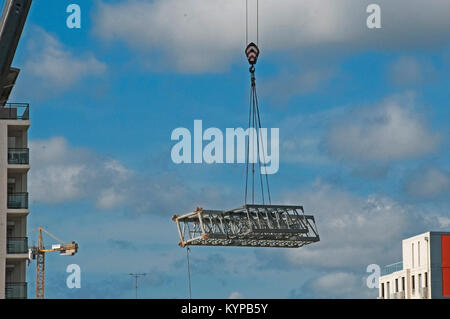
[0,103,29,120]
[5,282,27,299]
[7,237,28,254]
[420,287,428,299]
[8,148,29,165]
[7,192,28,209]
[382,261,403,276]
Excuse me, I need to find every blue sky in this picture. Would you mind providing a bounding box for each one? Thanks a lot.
[5,0,450,298]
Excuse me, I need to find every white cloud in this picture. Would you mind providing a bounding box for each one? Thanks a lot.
[94,0,450,72]
[22,27,106,93]
[30,137,88,203]
[29,136,234,214]
[96,188,126,210]
[277,109,342,166]
[304,272,376,299]
[228,291,244,299]
[437,216,450,228]
[29,137,129,206]
[282,181,414,269]
[405,167,450,199]
[325,94,439,162]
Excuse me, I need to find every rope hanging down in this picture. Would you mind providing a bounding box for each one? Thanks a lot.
[186,247,192,299]
[244,42,271,205]
[244,0,270,205]
[245,0,259,46]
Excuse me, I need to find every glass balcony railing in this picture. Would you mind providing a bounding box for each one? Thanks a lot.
[7,237,28,254]
[382,262,403,276]
[8,148,29,165]
[0,103,29,120]
[5,282,27,299]
[7,192,28,209]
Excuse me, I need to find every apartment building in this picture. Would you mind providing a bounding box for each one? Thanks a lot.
[0,103,30,299]
[379,231,450,299]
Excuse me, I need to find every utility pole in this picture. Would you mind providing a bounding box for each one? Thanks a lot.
[129,273,146,299]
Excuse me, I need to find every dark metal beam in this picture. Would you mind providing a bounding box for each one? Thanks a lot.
[173,205,320,248]
[0,0,33,105]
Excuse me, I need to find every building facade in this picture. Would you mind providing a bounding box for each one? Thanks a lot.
[379,231,450,299]
[0,103,30,299]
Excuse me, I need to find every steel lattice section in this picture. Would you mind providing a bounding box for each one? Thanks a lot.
[173,204,320,248]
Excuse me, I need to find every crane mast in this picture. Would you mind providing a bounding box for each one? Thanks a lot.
[35,228,45,299]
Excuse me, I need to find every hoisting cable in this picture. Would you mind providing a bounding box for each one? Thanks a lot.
[186,247,192,299]
[245,0,259,46]
[244,0,271,205]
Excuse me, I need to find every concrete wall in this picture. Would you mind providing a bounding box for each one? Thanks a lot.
[0,121,8,299]
[379,269,409,299]
[402,232,431,299]
[0,119,30,299]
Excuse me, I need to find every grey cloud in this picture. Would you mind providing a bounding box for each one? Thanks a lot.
[93,0,450,73]
[290,271,377,299]
[389,57,437,87]
[17,27,106,98]
[324,94,439,162]
[261,68,336,102]
[280,182,416,269]
[404,167,450,199]
[29,136,237,215]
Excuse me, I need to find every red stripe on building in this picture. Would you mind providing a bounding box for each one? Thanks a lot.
[442,235,450,297]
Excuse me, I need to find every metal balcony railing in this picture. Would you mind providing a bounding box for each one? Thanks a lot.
[8,148,29,165]
[7,237,28,254]
[382,261,403,276]
[0,103,29,120]
[7,192,28,209]
[5,282,27,299]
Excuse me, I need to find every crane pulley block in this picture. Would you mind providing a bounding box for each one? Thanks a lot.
[245,42,259,65]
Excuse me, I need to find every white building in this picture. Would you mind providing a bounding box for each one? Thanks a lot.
[0,104,30,299]
[379,231,450,299]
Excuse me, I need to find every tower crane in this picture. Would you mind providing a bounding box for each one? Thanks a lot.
[28,227,79,299]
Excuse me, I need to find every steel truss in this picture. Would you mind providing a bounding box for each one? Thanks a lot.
[172,204,320,248]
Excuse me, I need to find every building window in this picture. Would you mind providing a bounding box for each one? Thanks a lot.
[418,241,421,267]
[425,272,428,288]
[381,283,385,298]
[395,278,399,292]
[418,273,422,289]
[412,275,415,292]
[402,277,405,291]
[387,282,390,299]
[7,178,15,193]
